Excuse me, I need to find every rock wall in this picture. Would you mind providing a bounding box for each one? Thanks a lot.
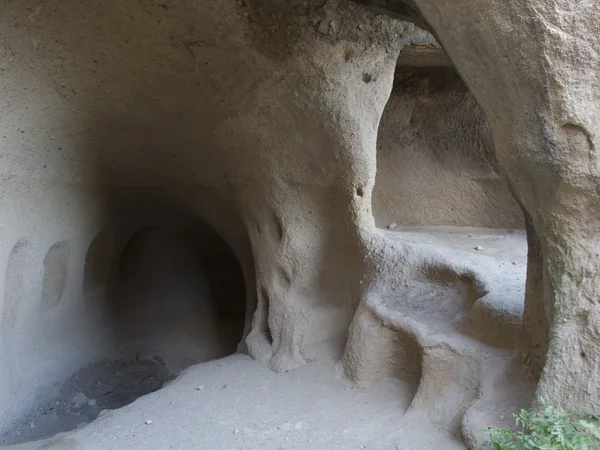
[2,0,596,444]
[0,0,433,432]
[374,61,523,228]
[356,0,600,413]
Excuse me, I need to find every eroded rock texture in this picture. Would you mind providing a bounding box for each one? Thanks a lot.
[0,0,428,432]
[355,0,600,412]
[374,60,523,228]
[0,0,598,447]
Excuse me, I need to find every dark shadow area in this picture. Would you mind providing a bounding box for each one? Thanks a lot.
[98,188,248,372]
[1,189,246,446]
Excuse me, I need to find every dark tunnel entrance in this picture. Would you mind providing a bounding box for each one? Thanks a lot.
[1,190,247,446]
[110,223,246,373]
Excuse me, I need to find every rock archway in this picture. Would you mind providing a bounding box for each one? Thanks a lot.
[353,0,600,412]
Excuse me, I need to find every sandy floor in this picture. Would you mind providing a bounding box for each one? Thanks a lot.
[4,353,465,450]
[1,227,529,450]
[1,357,173,446]
[387,226,527,261]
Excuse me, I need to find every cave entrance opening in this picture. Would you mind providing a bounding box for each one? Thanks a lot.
[1,190,247,446]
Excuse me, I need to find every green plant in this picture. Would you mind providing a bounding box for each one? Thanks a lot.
[484,399,600,450]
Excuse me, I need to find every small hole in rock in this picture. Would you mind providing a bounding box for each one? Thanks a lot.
[356,187,364,197]
[83,231,112,295]
[41,241,70,310]
[581,351,587,358]
[362,73,372,84]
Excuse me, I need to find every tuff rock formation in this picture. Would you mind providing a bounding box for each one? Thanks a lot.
[0,0,597,448]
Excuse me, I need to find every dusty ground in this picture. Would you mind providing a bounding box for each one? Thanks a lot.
[0,227,529,449]
[3,353,466,450]
[1,357,173,446]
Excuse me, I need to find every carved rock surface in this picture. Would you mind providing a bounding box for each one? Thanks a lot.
[0,0,597,447]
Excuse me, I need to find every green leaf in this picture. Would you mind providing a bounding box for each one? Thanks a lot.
[579,420,600,439]
[480,399,600,450]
